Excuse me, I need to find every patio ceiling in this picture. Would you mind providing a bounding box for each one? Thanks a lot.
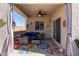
[14,4,64,17]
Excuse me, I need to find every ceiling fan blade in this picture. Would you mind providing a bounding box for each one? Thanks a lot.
[44,13,47,15]
[34,9,48,17]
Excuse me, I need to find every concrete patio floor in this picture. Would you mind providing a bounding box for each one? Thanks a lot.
[10,40,64,56]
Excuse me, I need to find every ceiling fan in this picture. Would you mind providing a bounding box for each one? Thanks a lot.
[36,10,47,17]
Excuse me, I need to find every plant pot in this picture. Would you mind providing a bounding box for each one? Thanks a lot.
[14,43,20,49]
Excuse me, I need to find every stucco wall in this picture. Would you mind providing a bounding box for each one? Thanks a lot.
[0,4,9,54]
[50,4,67,49]
[72,3,79,56]
[72,4,79,40]
[27,16,51,38]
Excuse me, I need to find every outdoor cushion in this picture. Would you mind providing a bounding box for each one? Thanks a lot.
[20,32,40,40]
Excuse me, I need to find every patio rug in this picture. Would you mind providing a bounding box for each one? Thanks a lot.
[37,42,50,49]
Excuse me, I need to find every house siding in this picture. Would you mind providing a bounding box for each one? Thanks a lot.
[72,3,79,56]
[0,4,10,55]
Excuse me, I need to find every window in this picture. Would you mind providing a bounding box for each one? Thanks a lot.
[35,21,44,30]
[13,10,26,31]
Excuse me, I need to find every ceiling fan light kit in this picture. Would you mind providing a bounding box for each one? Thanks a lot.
[36,10,47,17]
[38,14,41,17]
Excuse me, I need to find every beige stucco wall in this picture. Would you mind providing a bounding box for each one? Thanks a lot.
[0,4,9,54]
[27,16,51,38]
[72,3,79,56]
[50,4,67,49]
[72,4,79,40]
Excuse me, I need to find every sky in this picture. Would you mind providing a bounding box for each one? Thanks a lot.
[13,10,26,27]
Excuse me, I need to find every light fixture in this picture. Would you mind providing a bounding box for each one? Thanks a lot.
[36,10,47,17]
[38,14,41,17]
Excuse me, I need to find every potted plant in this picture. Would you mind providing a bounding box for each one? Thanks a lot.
[14,36,20,49]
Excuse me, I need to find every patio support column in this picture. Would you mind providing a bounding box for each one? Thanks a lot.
[65,3,73,56]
